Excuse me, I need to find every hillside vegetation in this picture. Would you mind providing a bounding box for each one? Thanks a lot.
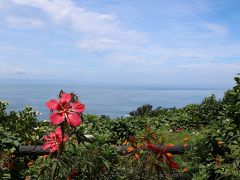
[1,76,240,179]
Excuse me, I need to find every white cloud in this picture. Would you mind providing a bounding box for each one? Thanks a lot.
[5,16,44,28]
[0,0,5,9]
[12,68,26,74]
[4,0,240,84]
[9,0,231,61]
[76,30,149,53]
[100,37,118,44]
[0,42,41,57]
[77,36,120,52]
[204,23,228,36]
[12,0,117,33]
[104,54,143,64]
[12,0,150,54]
[0,62,26,75]
[177,62,240,71]
[77,38,113,52]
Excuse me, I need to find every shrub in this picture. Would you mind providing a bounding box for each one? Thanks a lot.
[189,76,240,179]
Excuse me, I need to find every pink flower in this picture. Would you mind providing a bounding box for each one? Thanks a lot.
[46,92,85,126]
[42,127,68,153]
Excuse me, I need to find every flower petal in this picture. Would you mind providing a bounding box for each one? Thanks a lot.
[49,132,56,139]
[44,135,51,141]
[66,113,81,127]
[55,127,62,136]
[60,93,72,104]
[71,102,85,113]
[50,144,59,153]
[55,127,62,140]
[50,112,65,125]
[46,99,61,110]
[42,142,52,150]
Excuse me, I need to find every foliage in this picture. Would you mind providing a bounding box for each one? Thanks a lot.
[0,101,42,145]
[222,76,240,127]
[183,95,222,128]
[128,94,222,130]
[26,92,186,179]
[1,76,240,179]
[117,127,183,179]
[27,134,120,179]
[129,104,154,117]
[188,75,240,179]
[0,101,44,179]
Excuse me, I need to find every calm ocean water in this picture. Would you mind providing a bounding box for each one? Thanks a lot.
[0,81,226,120]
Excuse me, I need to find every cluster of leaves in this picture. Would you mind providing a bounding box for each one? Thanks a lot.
[0,125,20,179]
[129,94,222,130]
[0,101,49,179]
[118,126,184,179]
[27,133,120,179]
[188,76,240,179]
[0,101,46,145]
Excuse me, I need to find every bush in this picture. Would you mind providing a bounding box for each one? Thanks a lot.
[188,76,240,179]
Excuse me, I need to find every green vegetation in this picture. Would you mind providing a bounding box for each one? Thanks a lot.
[0,76,240,179]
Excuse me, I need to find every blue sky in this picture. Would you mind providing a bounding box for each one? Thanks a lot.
[0,0,239,88]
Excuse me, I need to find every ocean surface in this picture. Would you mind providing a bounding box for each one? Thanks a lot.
[0,81,226,120]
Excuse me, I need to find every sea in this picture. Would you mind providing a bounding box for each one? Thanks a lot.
[0,80,227,120]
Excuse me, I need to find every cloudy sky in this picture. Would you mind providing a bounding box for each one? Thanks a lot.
[0,0,239,88]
